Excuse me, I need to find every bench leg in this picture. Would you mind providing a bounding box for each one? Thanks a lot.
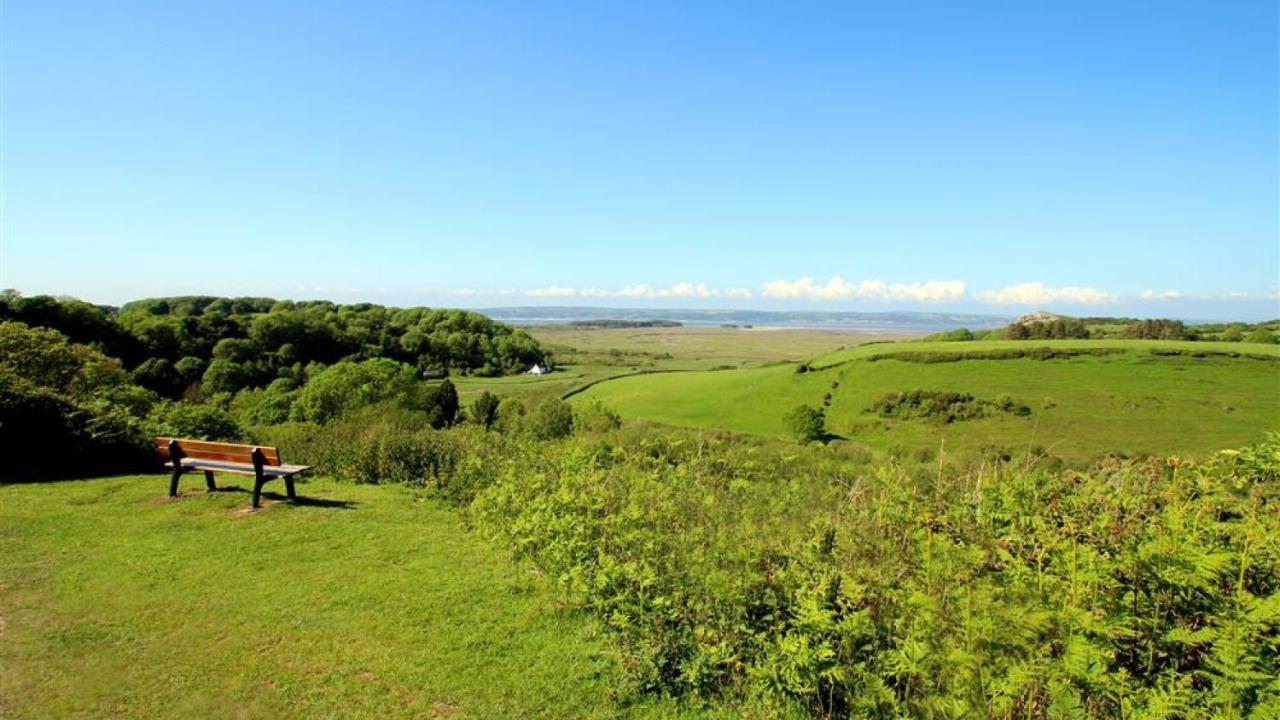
[168,466,184,497]
[284,475,297,501]
[251,476,268,509]
[203,470,217,491]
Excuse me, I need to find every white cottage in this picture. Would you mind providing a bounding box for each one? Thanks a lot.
[527,363,549,375]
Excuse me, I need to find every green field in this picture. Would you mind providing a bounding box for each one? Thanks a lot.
[575,339,1280,462]
[448,325,893,403]
[0,477,723,720]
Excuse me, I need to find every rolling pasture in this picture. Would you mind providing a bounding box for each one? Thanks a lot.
[448,325,892,403]
[575,338,1280,462]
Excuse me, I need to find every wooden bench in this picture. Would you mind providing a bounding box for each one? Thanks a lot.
[157,437,312,508]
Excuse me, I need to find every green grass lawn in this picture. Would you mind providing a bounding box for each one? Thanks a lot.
[575,340,1280,462]
[0,476,726,719]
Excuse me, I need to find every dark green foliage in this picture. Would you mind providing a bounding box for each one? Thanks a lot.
[924,328,975,342]
[130,357,183,397]
[5,293,545,392]
[420,379,460,429]
[147,401,242,441]
[470,391,501,430]
[1004,317,1090,340]
[228,378,298,426]
[866,347,1125,363]
[784,404,826,442]
[0,290,140,362]
[0,322,154,476]
[1148,348,1278,362]
[870,389,1031,423]
[1124,318,1190,340]
[527,397,574,440]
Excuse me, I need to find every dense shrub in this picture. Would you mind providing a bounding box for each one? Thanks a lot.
[526,397,575,440]
[147,401,242,441]
[470,390,501,430]
[866,347,1124,363]
[575,400,623,433]
[228,378,298,426]
[1246,328,1277,344]
[870,389,1031,423]
[0,322,154,475]
[494,397,527,434]
[784,404,826,442]
[419,378,460,429]
[462,434,1280,717]
[290,358,417,424]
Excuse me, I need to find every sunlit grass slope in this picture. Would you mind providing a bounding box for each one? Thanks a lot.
[575,340,1280,462]
[0,477,724,720]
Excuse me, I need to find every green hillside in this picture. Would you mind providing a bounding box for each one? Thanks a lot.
[574,340,1280,462]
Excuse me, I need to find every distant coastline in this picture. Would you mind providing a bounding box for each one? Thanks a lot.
[479,306,1011,333]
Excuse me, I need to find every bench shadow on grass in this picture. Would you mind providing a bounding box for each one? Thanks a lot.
[209,486,357,509]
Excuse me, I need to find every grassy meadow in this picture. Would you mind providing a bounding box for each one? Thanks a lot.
[0,476,725,720]
[448,325,894,403]
[575,338,1280,462]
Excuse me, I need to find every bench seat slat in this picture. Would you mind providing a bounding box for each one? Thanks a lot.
[167,459,312,477]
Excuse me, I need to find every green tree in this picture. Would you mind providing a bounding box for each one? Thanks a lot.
[421,378,460,429]
[148,401,241,441]
[201,359,250,394]
[130,357,179,396]
[470,390,501,430]
[290,358,415,424]
[784,404,826,443]
[0,322,154,473]
[1245,328,1277,344]
[528,397,574,440]
[495,397,527,434]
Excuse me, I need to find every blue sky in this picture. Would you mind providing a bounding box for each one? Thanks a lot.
[2,0,1277,319]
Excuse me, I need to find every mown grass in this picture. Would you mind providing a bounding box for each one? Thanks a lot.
[0,476,727,719]
[575,340,1280,462]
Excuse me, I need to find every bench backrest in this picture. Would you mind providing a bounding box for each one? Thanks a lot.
[155,437,283,466]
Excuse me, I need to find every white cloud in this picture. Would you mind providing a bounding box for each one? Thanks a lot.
[525,286,577,298]
[579,288,612,298]
[453,288,477,297]
[761,276,965,302]
[617,282,715,299]
[1141,289,1182,300]
[976,281,1112,305]
[724,287,753,299]
[762,276,855,300]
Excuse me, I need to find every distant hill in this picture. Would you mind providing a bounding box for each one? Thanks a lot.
[480,306,1010,332]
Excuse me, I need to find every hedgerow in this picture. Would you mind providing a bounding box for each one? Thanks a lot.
[864,347,1125,363]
